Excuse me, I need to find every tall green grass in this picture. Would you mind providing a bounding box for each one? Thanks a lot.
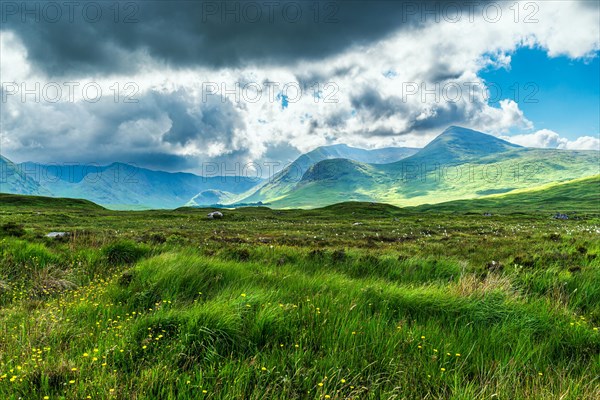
[1,248,599,399]
[1,198,599,399]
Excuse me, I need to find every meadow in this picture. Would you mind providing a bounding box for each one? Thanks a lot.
[0,181,599,399]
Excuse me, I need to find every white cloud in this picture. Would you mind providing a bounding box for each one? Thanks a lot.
[0,31,31,82]
[503,129,600,150]
[559,135,600,151]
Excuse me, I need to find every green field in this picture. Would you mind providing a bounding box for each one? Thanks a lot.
[1,178,599,399]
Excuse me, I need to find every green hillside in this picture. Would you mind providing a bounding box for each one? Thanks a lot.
[266,128,600,208]
[0,193,104,210]
[414,175,600,213]
[239,144,418,204]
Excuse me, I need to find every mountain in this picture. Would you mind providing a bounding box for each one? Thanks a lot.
[1,160,262,210]
[237,144,419,204]
[262,127,600,208]
[3,126,598,210]
[413,126,522,163]
[0,156,50,196]
[4,174,597,215]
[299,143,420,164]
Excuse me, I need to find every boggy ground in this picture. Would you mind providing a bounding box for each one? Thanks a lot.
[0,199,599,399]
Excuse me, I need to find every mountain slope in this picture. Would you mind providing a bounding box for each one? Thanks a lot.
[237,144,419,204]
[316,175,600,215]
[414,174,600,213]
[267,127,600,208]
[0,156,49,196]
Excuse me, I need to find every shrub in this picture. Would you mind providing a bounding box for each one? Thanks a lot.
[332,249,347,263]
[1,222,26,237]
[103,240,149,265]
[223,248,251,262]
[149,233,167,244]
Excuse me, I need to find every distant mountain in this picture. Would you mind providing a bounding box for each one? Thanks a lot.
[0,156,49,196]
[237,144,419,204]
[262,127,600,208]
[301,143,420,164]
[1,160,262,210]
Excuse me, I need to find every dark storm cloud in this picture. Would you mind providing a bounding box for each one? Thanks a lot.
[1,87,247,171]
[152,90,246,147]
[349,87,476,136]
[1,0,492,77]
[427,63,464,83]
[350,87,409,120]
[408,102,464,132]
[295,66,362,89]
[324,110,350,129]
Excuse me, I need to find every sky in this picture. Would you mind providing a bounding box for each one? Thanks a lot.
[0,0,599,173]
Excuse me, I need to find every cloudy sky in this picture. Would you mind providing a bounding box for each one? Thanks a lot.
[1,0,599,173]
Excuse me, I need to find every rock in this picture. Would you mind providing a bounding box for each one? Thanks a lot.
[46,232,69,238]
[207,211,224,219]
[553,213,569,220]
[486,260,504,272]
[483,212,493,217]
[352,222,363,226]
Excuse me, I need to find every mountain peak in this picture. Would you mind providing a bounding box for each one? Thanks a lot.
[435,126,521,146]
[409,126,522,163]
[442,125,466,133]
[439,126,516,142]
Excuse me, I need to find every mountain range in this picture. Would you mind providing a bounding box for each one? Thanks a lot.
[1,126,598,209]
[0,158,260,210]
[240,126,599,208]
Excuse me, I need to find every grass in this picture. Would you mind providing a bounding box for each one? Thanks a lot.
[0,183,599,399]
[414,175,600,213]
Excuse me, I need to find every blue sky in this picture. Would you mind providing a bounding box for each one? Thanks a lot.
[482,47,600,139]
